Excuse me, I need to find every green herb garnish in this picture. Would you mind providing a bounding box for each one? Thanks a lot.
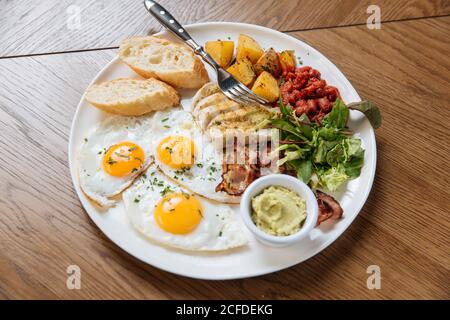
[181,191,190,199]
[165,146,173,154]
[114,152,130,159]
[160,186,173,196]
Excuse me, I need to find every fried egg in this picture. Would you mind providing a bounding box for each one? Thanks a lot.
[123,166,248,251]
[78,115,153,207]
[150,109,240,203]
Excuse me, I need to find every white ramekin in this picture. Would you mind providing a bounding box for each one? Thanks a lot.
[240,174,318,247]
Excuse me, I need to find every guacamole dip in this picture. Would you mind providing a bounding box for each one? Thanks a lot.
[251,186,306,236]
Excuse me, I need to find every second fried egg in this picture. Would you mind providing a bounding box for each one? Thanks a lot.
[150,109,239,203]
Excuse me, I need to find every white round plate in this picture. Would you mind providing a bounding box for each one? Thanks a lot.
[69,22,376,280]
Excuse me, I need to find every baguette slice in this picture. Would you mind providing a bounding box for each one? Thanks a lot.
[85,78,180,116]
[119,36,209,89]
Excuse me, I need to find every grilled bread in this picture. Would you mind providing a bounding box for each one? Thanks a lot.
[119,36,209,89]
[85,78,180,116]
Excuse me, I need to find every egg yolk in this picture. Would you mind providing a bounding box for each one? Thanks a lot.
[154,193,203,234]
[102,142,145,177]
[156,135,195,169]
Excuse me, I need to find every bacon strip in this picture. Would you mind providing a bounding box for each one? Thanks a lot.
[316,190,343,225]
[215,142,272,196]
[215,163,259,196]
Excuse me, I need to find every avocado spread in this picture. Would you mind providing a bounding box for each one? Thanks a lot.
[251,186,306,236]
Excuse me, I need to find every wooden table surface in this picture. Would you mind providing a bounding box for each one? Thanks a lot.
[0,0,449,299]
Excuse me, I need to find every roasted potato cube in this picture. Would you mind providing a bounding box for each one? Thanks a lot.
[205,40,234,68]
[279,50,296,72]
[236,34,264,64]
[251,71,280,103]
[254,48,282,78]
[227,58,256,87]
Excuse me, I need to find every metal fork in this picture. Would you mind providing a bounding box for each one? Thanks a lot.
[143,0,269,106]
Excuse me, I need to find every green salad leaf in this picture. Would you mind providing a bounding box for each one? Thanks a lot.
[314,140,339,164]
[269,97,379,192]
[323,98,349,129]
[271,118,307,141]
[342,138,363,160]
[326,143,346,166]
[287,159,313,183]
[317,166,349,192]
[278,95,292,117]
[348,100,382,129]
[343,155,364,179]
[318,126,342,141]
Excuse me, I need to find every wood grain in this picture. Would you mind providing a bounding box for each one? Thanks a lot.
[0,0,449,57]
[0,17,449,299]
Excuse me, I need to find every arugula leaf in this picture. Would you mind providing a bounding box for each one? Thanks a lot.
[277,151,300,166]
[288,159,313,183]
[277,147,310,166]
[348,101,382,129]
[270,143,293,157]
[277,97,313,139]
[278,96,292,118]
[271,119,307,141]
[291,112,313,139]
[283,133,304,141]
[293,115,313,140]
[323,98,349,129]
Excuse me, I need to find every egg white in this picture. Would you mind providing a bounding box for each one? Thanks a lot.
[78,115,154,207]
[123,165,248,251]
[150,109,240,203]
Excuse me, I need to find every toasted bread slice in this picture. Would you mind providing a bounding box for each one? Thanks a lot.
[119,36,209,89]
[85,78,180,116]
